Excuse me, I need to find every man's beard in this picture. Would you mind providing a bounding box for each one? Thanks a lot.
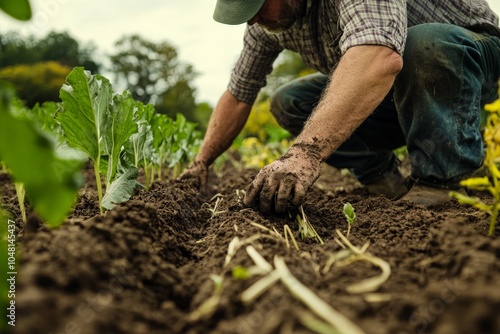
[258,0,307,33]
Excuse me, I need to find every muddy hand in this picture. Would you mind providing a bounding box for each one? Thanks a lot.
[178,160,208,191]
[244,143,323,213]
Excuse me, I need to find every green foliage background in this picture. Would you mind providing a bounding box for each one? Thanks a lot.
[0,61,71,107]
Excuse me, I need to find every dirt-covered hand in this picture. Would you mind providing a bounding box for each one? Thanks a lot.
[178,160,209,191]
[244,143,323,213]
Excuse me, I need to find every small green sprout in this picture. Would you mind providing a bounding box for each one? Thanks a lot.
[343,202,356,237]
[210,274,223,292]
[296,205,324,244]
[232,266,250,280]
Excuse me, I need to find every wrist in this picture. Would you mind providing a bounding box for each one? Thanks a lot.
[193,157,209,167]
[289,142,324,162]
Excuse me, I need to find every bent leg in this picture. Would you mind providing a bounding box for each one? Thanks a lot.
[395,23,500,188]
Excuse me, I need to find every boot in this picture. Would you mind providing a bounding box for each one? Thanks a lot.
[365,161,409,200]
[401,183,466,207]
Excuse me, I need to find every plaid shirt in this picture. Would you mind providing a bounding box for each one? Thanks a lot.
[228,0,500,104]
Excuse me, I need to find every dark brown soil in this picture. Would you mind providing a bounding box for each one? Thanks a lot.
[2,163,500,334]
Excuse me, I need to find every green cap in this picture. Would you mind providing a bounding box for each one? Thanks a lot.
[213,0,265,25]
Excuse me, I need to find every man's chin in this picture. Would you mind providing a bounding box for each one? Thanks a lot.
[258,21,296,34]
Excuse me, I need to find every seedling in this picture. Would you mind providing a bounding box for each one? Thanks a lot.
[202,194,227,218]
[232,266,250,280]
[296,205,324,244]
[57,68,201,212]
[58,68,140,212]
[343,202,356,237]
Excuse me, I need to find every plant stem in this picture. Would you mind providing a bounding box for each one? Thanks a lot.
[489,207,498,236]
[144,165,151,190]
[14,182,26,223]
[489,163,499,236]
[93,159,103,214]
[157,166,163,181]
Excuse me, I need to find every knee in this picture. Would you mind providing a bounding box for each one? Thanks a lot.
[269,73,327,134]
[270,87,303,135]
[403,23,479,70]
[269,84,291,121]
[269,79,311,135]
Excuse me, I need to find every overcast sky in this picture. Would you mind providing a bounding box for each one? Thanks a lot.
[1,0,500,106]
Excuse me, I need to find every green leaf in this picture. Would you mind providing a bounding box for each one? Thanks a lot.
[343,202,356,225]
[31,102,64,138]
[0,0,32,20]
[58,67,112,162]
[103,91,138,185]
[0,86,83,227]
[129,118,154,168]
[232,266,250,280]
[101,167,139,210]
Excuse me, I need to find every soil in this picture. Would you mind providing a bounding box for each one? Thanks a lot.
[2,162,500,334]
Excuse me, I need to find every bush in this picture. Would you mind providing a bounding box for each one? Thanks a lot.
[0,61,71,107]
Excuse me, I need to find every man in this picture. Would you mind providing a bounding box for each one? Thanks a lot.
[180,0,500,213]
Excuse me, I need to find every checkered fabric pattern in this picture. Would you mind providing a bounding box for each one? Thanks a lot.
[228,0,500,105]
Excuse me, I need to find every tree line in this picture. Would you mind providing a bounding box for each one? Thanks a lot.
[0,30,210,129]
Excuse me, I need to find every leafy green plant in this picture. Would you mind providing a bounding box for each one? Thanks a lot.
[29,102,64,138]
[128,102,155,188]
[57,67,112,211]
[343,202,356,237]
[57,67,140,212]
[103,90,138,186]
[168,113,202,177]
[57,67,201,210]
[450,99,500,235]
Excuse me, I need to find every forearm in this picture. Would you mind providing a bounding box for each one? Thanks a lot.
[295,45,403,159]
[196,90,252,165]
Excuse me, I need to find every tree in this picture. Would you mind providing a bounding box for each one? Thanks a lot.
[37,32,100,73]
[109,34,197,110]
[156,79,197,120]
[0,31,100,73]
[0,32,38,67]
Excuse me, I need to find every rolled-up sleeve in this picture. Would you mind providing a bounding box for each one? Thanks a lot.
[339,0,407,55]
[228,25,283,105]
